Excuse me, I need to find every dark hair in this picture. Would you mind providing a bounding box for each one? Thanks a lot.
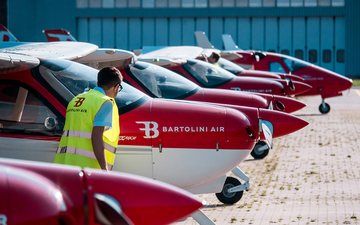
[210,52,220,62]
[97,67,122,89]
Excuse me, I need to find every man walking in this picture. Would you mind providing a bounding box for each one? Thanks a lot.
[54,67,123,171]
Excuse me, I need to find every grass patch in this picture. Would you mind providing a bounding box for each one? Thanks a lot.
[353,79,360,87]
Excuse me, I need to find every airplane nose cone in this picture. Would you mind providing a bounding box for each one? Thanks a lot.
[85,170,203,225]
[270,95,307,113]
[290,81,312,96]
[343,77,353,91]
[259,109,309,138]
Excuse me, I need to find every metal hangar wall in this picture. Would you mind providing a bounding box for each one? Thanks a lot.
[6,0,360,78]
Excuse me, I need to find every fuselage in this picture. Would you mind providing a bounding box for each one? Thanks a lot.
[0,57,257,194]
[222,50,353,99]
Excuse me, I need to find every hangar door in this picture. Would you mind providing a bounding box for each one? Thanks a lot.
[76,15,345,74]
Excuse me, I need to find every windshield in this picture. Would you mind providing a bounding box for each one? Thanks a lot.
[38,59,150,112]
[129,61,199,99]
[183,59,234,87]
[282,55,309,72]
[217,58,244,74]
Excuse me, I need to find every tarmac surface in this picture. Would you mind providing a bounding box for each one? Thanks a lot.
[174,88,360,225]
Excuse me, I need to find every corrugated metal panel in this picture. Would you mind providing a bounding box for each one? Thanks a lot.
[182,18,195,45]
[320,17,334,70]
[279,17,292,55]
[306,17,320,64]
[292,17,306,60]
[115,18,128,49]
[334,17,345,74]
[264,17,278,52]
[169,18,182,45]
[209,18,223,49]
[128,18,142,51]
[142,18,155,46]
[251,17,264,50]
[102,18,115,48]
[237,18,251,49]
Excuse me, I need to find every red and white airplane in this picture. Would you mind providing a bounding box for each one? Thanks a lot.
[0,39,309,213]
[41,29,310,113]
[0,158,203,225]
[196,31,353,114]
[0,46,262,213]
[40,29,310,159]
[102,50,308,159]
[42,29,292,97]
[138,46,313,98]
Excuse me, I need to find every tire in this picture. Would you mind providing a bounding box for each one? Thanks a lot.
[251,141,270,159]
[319,102,330,114]
[215,177,243,205]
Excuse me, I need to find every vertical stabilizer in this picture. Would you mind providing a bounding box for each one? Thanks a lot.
[194,31,214,49]
[222,34,241,50]
[0,24,18,42]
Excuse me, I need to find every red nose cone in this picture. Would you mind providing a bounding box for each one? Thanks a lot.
[272,95,307,113]
[259,109,309,138]
[85,170,203,225]
[290,81,313,96]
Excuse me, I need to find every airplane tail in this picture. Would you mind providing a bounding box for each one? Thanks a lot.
[42,29,77,42]
[0,24,19,42]
[194,31,214,49]
[222,34,241,50]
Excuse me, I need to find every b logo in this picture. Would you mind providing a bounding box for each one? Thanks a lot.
[74,97,85,107]
[136,121,159,138]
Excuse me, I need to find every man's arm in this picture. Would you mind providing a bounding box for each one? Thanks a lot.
[91,126,108,171]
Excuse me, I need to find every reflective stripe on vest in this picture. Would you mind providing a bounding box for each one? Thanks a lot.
[62,130,117,153]
[56,146,113,169]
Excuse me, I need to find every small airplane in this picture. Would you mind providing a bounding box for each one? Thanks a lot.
[41,28,291,97]
[41,29,308,157]
[40,28,309,160]
[41,28,309,114]
[103,51,308,159]
[0,47,259,214]
[0,158,203,225]
[197,31,353,114]
[140,46,312,98]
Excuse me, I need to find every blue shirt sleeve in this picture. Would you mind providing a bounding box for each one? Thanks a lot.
[94,100,113,129]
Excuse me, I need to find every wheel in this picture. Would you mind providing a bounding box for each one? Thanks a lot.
[319,102,330,114]
[215,177,243,205]
[251,141,270,159]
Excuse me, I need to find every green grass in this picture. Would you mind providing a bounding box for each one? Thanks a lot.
[353,79,360,87]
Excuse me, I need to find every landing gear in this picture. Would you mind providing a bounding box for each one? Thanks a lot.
[216,177,243,205]
[215,167,250,205]
[319,100,330,114]
[251,141,270,159]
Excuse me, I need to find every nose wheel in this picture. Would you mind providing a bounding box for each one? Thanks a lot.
[215,167,250,205]
[215,176,243,205]
[251,141,270,159]
[319,100,330,114]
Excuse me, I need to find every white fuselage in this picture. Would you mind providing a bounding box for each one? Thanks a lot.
[0,137,250,194]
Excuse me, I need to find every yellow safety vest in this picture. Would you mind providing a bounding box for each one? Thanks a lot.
[53,89,120,170]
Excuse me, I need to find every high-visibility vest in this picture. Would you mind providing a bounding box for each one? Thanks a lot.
[53,89,120,169]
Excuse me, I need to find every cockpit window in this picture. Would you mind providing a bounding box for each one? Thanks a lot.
[38,59,150,112]
[183,59,234,88]
[282,56,309,72]
[269,62,286,73]
[217,58,244,74]
[0,83,62,135]
[129,61,199,99]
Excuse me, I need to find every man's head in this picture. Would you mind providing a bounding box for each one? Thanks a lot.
[97,67,123,98]
[208,52,220,64]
